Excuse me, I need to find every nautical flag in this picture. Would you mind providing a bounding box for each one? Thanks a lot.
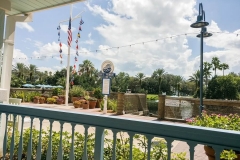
[74,64,76,68]
[76,51,79,56]
[80,18,84,25]
[57,26,61,30]
[59,49,62,53]
[77,33,80,38]
[79,26,82,31]
[60,60,63,64]
[58,38,60,41]
[67,17,72,47]
[60,54,62,58]
[58,32,60,36]
[76,45,78,50]
[59,42,62,47]
[75,57,77,61]
[75,39,78,43]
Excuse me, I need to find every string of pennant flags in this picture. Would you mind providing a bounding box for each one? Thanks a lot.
[13,31,239,61]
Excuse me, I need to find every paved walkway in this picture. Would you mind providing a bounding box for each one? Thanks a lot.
[21,102,207,159]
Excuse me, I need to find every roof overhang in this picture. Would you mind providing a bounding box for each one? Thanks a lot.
[1,0,85,16]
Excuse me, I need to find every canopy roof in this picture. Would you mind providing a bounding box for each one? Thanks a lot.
[4,0,85,16]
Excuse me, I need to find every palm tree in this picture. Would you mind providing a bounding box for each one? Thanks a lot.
[79,60,95,76]
[28,64,37,82]
[12,63,27,80]
[219,63,229,76]
[151,68,165,94]
[188,70,200,91]
[174,75,183,96]
[135,73,145,88]
[203,62,212,87]
[211,57,220,76]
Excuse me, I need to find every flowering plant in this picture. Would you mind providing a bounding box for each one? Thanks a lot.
[187,111,240,159]
[187,111,240,131]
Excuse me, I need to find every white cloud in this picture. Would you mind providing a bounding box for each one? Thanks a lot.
[88,33,92,38]
[12,49,29,66]
[84,0,240,78]
[60,24,76,33]
[16,22,34,32]
[38,67,56,74]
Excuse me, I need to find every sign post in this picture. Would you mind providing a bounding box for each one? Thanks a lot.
[100,60,115,114]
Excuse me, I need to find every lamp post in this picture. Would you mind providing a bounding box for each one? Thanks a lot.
[190,3,212,115]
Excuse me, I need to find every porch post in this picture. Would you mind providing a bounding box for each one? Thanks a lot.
[0,13,32,157]
[158,95,166,120]
[0,9,5,80]
[117,92,125,115]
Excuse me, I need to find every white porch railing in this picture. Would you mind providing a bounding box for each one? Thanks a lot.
[0,103,239,160]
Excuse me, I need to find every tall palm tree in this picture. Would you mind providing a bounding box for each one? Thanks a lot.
[188,70,200,92]
[79,60,95,76]
[151,68,165,94]
[174,75,183,96]
[219,63,229,76]
[203,62,212,87]
[211,57,220,76]
[28,64,37,82]
[135,73,145,88]
[12,63,27,80]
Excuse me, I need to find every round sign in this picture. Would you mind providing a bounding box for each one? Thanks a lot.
[101,60,114,73]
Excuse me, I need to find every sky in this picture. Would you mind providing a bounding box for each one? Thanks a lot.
[11,0,240,79]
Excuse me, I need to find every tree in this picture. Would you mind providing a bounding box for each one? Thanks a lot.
[188,70,200,95]
[211,57,220,76]
[174,76,183,96]
[135,73,145,88]
[112,72,130,92]
[151,68,165,94]
[219,63,229,76]
[206,75,238,100]
[12,63,27,80]
[203,62,212,87]
[28,64,37,82]
[79,60,95,76]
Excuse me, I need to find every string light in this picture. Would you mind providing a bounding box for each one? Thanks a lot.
[13,31,239,60]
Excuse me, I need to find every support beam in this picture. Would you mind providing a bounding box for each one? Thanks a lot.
[0,9,5,49]
[0,0,11,11]
[0,14,33,157]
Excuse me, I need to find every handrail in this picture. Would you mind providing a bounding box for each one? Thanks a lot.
[0,104,240,151]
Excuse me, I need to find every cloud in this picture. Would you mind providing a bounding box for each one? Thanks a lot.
[12,49,29,66]
[88,33,92,38]
[37,67,56,74]
[60,24,76,33]
[16,22,34,32]
[84,0,240,78]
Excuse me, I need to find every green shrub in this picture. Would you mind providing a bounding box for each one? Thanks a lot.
[147,100,158,114]
[70,86,85,97]
[6,125,187,160]
[52,88,62,96]
[100,99,117,112]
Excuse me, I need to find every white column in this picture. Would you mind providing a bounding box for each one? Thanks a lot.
[0,13,32,157]
[0,9,5,85]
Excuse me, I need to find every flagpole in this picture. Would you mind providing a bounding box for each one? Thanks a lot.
[65,5,73,106]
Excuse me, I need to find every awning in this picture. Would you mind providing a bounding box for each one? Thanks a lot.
[2,0,85,16]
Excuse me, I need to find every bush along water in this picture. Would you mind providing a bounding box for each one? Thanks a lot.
[5,124,187,160]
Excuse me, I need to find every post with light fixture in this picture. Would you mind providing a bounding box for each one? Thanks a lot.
[190,3,212,115]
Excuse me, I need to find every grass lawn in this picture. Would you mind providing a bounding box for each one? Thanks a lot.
[147,94,158,100]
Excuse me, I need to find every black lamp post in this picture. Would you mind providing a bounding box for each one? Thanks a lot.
[190,3,212,115]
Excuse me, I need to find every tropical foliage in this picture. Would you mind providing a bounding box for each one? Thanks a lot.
[11,57,239,100]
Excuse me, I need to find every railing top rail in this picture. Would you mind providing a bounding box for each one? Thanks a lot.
[0,104,240,150]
